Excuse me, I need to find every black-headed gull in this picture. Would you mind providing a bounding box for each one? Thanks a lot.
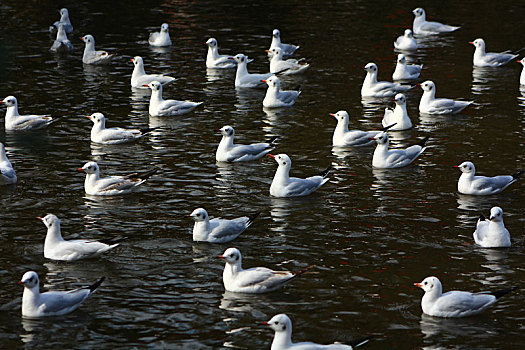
[263,314,373,350]
[216,125,277,162]
[412,8,460,35]
[205,38,236,69]
[50,23,73,52]
[189,208,259,243]
[50,8,73,34]
[149,23,172,47]
[267,47,309,75]
[330,110,393,147]
[269,154,331,197]
[371,132,429,169]
[39,214,126,261]
[470,38,524,68]
[419,80,473,115]
[145,81,202,116]
[519,58,525,85]
[1,96,58,131]
[382,93,412,131]
[392,54,422,81]
[394,29,418,51]
[131,56,176,89]
[77,161,158,196]
[262,76,300,108]
[473,207,511,248]
[455,161,522,195]
[414,276,516,318]
[19,271,104,318]
[87,112,155,144]
[0,142,17,185]
[232,54,272,88]
[361,63,411,98]
[80,35,113,65]
[219,248,313,293]
[268,29,299,58]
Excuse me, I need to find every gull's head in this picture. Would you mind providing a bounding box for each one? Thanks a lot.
[394,93,406,105]
[1,96,17,107]
[60,8,69,17]
[205,38,217,47]
[469,38,485,49]
[455,161,475,174]
[19,271,39,289]
[81,34,94,44]
[37,213,60,230]
[414,276,440,293]
[131,56,144,66]
[232,53,247,64]
[372,131,389,145]
[419,80,435,92]
[413,8,425,17]
[268,153,291,167]
[489,206,503,222]
[364,62,378,73]
[219,125,234,137]
[87,112,105,125]
[404,29,413,37]
[161,23,169,33]
[78,161,99,174]
[519,57,525,66]
[218,247,242,264]
[263,314,291,333]
[189,208,208,222]
[263,75,280,89]
[397,54,407,64]
[146,81,162,91]
[269,47,282,58]
[272,29,280,39]
[330,110,349,124]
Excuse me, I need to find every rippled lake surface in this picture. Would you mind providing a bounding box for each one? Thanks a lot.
[0,0,524,348]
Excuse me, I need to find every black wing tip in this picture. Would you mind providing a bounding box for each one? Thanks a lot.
[275,68,290,75]
[88,276,106,293]
[491,286,518,299]
[140,167,159,180]
[418,135,430,147]
[140,127,158,134]
[98,236,128,245]
[292,264,316,276]
[512,170,523,180]
[346,335,374,348]
[382,122,397,131]
[511,47,525,55]
[267,136,279,145]
[319,165,333,178]
[479,213,486,221]
[247,211,261,225]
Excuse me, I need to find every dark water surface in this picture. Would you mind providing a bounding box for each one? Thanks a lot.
[0,0,523,348]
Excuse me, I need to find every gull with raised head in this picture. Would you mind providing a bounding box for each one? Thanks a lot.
[262,76,300,108]
[330,110,393,147]
[371,132,429,168]
[205,38,237,69]
[216,125,277,162]
[394,29,418,51]
[382,93,412,131]
[267,47,309,75]
[419,80,473,115]
[0,142,16,185]
[81,35,113,65]
[473,207,511,248]
[455,161,522,195]
[268,29,299,57]
[412,8,460,35]
[1,96,58,131]
[50,8,73,33]
[131,56,176,88]
[145,81,202,116]
[50,23,73,52]
[232,54,272,88]
[361,63,411,98]
[149,23,172,47]
[470,38,524,68]
[392,54,422,81]
[86,112,156,144]
[189,208,259,243]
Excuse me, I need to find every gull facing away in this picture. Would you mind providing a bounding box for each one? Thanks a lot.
[19,271,104,318]
[470,38,525,68]
[455,161,522,195]
[361,63,411,98]
[392,54,422,81]
[145,81,202,116]
[419,81,473,115]
[77,161,158,196]
[1,95,59,131]
[382,93,412,131]
[232,54,272,88]
[189,208,260,243]
[50,23,73,52]
[80,35,113,65]
[219,248,314,293]
[205,38,237,69]
[216,125,277,162]
[473,207,511,248]
[149,23,172,47]
[0,142,17,185]
[262,76,301,108]
[371,132,429,169]
[330,110,395,147]
[263,314,373,350]
[414,276,517,318]
[50,8,73,33]
[39,214,127,261]
[130,56,176,89]
[394,29,418,51]
[267,47,309,75]
[269,154,331,197]
[412,8,460,35]
[268,29,299,57]
[86,112,156,144]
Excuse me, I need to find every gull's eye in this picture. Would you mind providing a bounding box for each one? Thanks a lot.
[283,161,286,165]
[424,281,428,285]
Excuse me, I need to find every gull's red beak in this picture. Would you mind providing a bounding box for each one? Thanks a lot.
[468,41,474,44]
[261,321,269,325]
[453,165,460,168]
[329,113,336,117]
[77,168,84,172]
[18,281,24,285]
[143,84,150,87]
[218,255,225,259]
[267,154,275,159]
[85,115,91,119]
[36,217,43,221]
[261,79,267,83]
[130,59,134,62]
[414,282,422,288]
[369,137,375,140]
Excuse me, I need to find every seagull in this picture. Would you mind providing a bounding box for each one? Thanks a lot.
[414,276,517,318]
[268,29,299,58]
[330,110,392,147]
[86,112,156,144]
[392,54,422,81]
[1,96,58,131]
[382,93,412,131]
[371,132,429,169]
[145,81,202,117]
[19,271,104,318]
[473,207,511,248]
[130,56,176,89]
[263,314,373,350]
[470,38,525,68]
[419,80,473,115]
[269,154,331,197]
[216,125,277,162]
[519,57,525,85]
[189,208,260,243]
[39,214,127,261]
[361,63,411,98]
[232,54,272,88]
[50,23,73,52]
[262,76,300,108]
[394,29,418,51]
[149,23,172,47]
[205,38,237,69]
[412,8,460,35]
[80,35,113,65]
[267,47,309,75]
[455,161,522,195]
[50,8,73,34]
[77,161,158,196]
[219,248,313,294]
[0,142,17,185]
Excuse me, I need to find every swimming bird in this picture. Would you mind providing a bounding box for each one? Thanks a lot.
[419,80,473,115]
[1,96,58,131]
[414,276,516,318]
[232,54,272,88]
[19,271,104,318]
[412,8,460,35]
[145,81,202,116]
[262,76,300,108]
[394,29,418,51]
[50,8,73,34]
[0,142,17,185]
[267,47,309,75]
[77,161,158,196]
[269,153,331,197]
[219,248,313,293]
[473,207,511,248]
[455,161,522,195]
[382,93,412,131]
[38,214,126,261]
[205,38,236,69]
[86,112,155,144]
[392,54,422,81]
[50,23,73,52]
[80,35,113,65]
[268,29,299,57]
[189,208,259,243]
[470,38,524,68]
[263,313,373,350]
[361,63,411,98]
[371,132,429,169]
[330,110,392,147]
[130,56,176,89]
[519,57,525,85]
[216,125,277,162]
[149,23,172,47]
